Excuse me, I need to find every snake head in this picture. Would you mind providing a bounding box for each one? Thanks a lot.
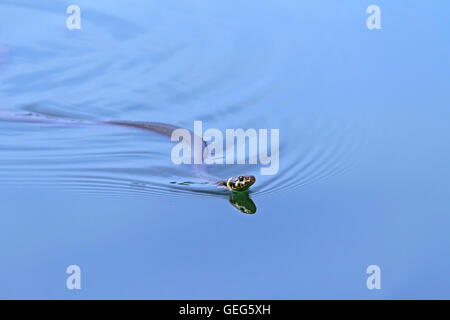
[226,175,256,192]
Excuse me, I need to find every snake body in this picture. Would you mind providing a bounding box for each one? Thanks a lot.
[0,110,256,192]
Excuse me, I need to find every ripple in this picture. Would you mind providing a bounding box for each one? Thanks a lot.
[0,1,375,202]
[0,106,372,201]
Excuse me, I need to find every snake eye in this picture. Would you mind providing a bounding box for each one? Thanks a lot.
[238,176,244,181]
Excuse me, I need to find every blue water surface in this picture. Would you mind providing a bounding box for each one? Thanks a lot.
[0,0,449,299]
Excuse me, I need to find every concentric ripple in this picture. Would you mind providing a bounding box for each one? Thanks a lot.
[0,1,374,200]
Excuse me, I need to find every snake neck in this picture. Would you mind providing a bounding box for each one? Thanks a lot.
[215,180,228,188]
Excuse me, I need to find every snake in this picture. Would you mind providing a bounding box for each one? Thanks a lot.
[0,109,256,193]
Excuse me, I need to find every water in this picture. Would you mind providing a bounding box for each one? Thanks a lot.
[0,1,449,299]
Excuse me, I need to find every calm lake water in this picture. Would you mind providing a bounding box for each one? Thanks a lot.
[0,1,449,299]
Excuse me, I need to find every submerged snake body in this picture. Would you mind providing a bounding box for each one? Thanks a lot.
[0,110,256,192]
